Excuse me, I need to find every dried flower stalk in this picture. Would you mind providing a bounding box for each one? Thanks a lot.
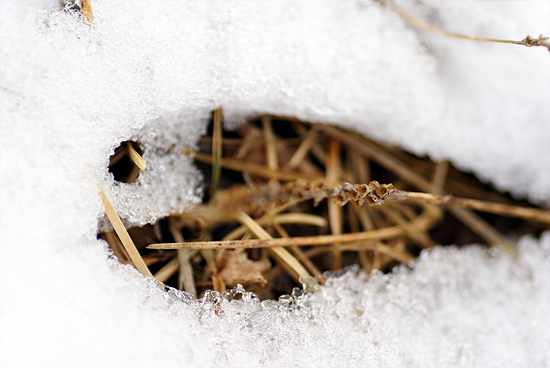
[384,0,550,51]
[150,178,550,251]
[259,180,550,225]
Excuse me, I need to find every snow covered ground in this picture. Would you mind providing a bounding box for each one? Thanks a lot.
[1,1,549,367]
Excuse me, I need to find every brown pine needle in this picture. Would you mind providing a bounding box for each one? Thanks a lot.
[126,142,147,171]
[97,182,153,278]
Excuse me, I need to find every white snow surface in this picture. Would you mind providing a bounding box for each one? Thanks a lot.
[1,1,549,367]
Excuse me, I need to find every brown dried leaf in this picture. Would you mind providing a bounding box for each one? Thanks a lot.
[217,250,270,287]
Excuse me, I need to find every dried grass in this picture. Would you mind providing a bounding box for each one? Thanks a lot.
[94,0,550,297]
[99,109,550,300]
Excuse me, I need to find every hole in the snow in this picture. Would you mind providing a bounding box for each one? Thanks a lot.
[108,141,145,183]
[100,114,546,301]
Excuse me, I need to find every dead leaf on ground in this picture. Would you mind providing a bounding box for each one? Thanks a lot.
[217,250,271,287]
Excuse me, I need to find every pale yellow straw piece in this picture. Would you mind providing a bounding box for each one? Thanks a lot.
[97,182,153,278]
[126,142,147,171]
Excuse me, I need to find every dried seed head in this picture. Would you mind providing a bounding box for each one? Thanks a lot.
[252,179,397,210]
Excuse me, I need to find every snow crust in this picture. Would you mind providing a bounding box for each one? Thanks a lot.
[0,1,549,367]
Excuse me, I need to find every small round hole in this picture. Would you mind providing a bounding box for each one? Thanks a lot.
[108,141,144,183]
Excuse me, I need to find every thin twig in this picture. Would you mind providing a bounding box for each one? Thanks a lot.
[385,0,550,51]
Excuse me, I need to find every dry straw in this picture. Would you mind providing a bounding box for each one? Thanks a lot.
[94,0,549,297]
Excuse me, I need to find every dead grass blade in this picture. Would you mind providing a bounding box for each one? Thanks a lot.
[236,211,311,281]
[103,230,129,263]
[261,115,279,173]
[147,224,411,250]
[188,151,322,182]
[201,248,225,293]
[318,125,516,253]
[211,107,223,199]
[398,191,550,225]
[272,223,324,279]
[126,142,146,171]
[326,138,343,270]
[283,125,320,171]
[97,182,153,278]
[154,257,179,283]
[169,219,197,295]
[221,211,327,242]
[81,0,94,24]
[305,241,412,263]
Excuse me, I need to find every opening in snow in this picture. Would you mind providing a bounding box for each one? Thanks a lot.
[108,141,145,184]
[100,115,546,302]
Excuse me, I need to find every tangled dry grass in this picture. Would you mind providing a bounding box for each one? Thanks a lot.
[99,111,549,300]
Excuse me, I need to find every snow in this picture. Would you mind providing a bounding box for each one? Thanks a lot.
[0,0,549,367]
